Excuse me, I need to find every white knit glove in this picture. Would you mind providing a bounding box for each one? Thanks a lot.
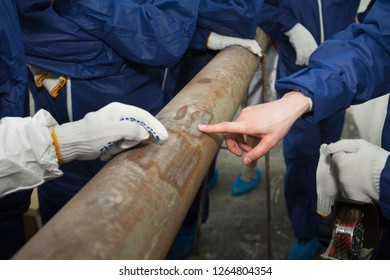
[207,32,262,57]
[53,102,168,162]
[316,144,339,216]
[284,23,318,66]
[326,139,389,203]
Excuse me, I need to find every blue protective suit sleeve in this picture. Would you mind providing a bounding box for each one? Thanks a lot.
[275,0,390,123]
[380,158,390,220]
[16,0,125,78]
[0,0,27,118]
[258,0,298,41]
[53,0,199,66]
[187,28,211,51]
[188,1,264,51]
[197,0,263,39]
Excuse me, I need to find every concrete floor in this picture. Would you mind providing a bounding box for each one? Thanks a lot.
[189,110,359,260]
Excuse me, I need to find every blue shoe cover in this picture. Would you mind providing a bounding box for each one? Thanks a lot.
[231,169,262,196]
[287,236,322,260]
[207,169,219,191]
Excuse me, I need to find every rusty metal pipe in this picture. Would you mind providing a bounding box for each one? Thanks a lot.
[14,30,269,260]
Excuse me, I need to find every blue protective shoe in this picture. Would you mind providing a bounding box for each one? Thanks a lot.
[287,235,322,260]
[207,169,219,191]
[231,169,262,196]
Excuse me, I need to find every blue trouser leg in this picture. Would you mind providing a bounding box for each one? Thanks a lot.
[283,110,346,241]
[38,159,105,225]
[0,190,32,259]
[371,218,390,259]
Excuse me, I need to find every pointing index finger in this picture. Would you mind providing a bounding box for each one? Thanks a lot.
[198,122,247,135]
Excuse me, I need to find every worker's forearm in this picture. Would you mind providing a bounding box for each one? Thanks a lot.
[281,90,312,119]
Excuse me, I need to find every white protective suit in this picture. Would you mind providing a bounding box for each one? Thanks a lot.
[0,110,62,198]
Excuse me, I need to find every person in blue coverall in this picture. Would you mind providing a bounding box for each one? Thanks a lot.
[198,0,390,259]
[162,0,263,259]
[0,0,31,260]
[15,0,200,227]
[0,0,168,259]
[13,0,262,259]
[254,0,374,259]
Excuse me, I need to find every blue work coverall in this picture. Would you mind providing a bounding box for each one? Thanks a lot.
[276,0,390,258]
[164,0,263,104]
[163,0,263,259]
[259,0,367,242]
[0,0,31,259]
[15,0,200,225]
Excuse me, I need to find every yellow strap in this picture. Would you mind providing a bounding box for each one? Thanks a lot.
[206,33,212,48]
[34,71,50,88]
[316,211,329,217]
[51,128,63,164]
[49,76,67,99]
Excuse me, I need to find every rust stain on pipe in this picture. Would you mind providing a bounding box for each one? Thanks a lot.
[14,29,269,260]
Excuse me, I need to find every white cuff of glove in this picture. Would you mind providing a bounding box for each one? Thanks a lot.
[317,192,337,217]
[207,32,262,57]
[54,120,93,163]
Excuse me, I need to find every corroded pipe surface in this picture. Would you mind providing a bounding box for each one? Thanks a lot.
[14,30,269,260]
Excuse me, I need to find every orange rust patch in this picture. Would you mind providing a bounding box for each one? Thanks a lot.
[175,106,188,120]
[197,78,212,84]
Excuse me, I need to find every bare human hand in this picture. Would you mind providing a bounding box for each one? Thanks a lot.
[198,91,311,165]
